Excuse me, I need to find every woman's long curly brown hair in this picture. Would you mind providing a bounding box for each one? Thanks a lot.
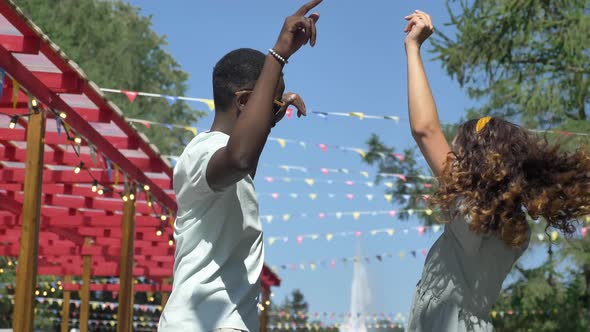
[430,117,590,248]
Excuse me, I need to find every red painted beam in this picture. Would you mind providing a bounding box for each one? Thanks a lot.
[0,144,153,170]
[0,191,21,215]
[0,168,171,188]
[31,71,82,94]
[0,34,40,54]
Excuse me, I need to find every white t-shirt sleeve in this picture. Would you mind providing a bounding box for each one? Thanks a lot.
[184,133,230,195]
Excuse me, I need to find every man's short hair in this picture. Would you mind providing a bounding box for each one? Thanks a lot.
[212,48,266,111]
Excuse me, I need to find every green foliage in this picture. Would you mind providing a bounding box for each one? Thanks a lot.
[15,0,205,155]
[431,0,590,129]
[492,254,589,332]
[268,289,340,331]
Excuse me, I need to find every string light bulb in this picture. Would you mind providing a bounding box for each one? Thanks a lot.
[59,112,67,119]
[8,116,18,129]
[122,195,129,202]
[129,193,135,201]
[91,180,98,193]
[147,200,152,207]
[168,235,174,246]
[74,136,82,144]
[143,184,150,191]
[35,290,39,296]
[156,229,163,236]
[97,189,104,195]
[74,162,84,174]
[42,291,47,296]
[160,215,167,221]
[31,98,38,108]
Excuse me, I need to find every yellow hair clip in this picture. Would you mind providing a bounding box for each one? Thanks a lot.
[475,116,492,134]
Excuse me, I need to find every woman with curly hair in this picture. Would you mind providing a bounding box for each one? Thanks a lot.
[403,10,590,332]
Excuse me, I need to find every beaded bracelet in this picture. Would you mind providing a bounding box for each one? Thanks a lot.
[268,48,288,65]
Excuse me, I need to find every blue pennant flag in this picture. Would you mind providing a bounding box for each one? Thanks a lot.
[106,157,113,181]
[0,68,5,101]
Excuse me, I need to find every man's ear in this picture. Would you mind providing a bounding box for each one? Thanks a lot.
[235,92,250,112]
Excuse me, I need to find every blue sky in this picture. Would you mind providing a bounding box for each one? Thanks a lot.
[125,0,543,325]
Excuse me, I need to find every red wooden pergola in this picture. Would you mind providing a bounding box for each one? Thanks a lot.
[0,1,280,331]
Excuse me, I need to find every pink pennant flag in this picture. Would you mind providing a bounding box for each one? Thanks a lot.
[297,236,304,244]
[557,130,573,137]
[320,168,330,175]
[388,210,396,218]
[140,121,151,128]
[121,90,139,103]
[318,212,326,219]
[345,180,355,186]
[354,231,362,238]
[423,183,433,189]
[418,226,426,235]
[286,108,293,119]
[392,153,405,161]
[346,194,355,200]
[271,193,280,199]
[317,144,328,152]
[422,195,431,201]
[264,177,274,183]
[421,249,428,256]
[396,174,407,182]
[582,227,588,238]
[330,259,336,268]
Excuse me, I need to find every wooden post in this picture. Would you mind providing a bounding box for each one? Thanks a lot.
[260,289,270,332]
[79,237,92,332]
[117,189,136,332]
[60,275,72,332]
[161,277,170,309]
[13,110,45,332]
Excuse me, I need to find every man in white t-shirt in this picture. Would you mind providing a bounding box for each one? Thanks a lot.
[158,1,323,331]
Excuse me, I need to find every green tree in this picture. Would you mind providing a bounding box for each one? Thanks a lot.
[15,0,205,156]
[432,0,590,130]
[268,289,340,331]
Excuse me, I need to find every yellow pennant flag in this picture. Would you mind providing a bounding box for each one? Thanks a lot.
[354,148,367,158]
[309,193,317,200]
[185,126,197,136]
[12,79,19,110]
[550,231,559,241]
[399,251,406,260]
[282,214,291,221]
[385,182,394,189]
[277,139,286,148]
[384,194,393,202]
[348,112,365,120]
[353,212,361,220]
[197,98,215,111]
[310,263,317,271]
[360,171,369,178]
[585,216,590,223]
[387,229,395,236]
[114,164,120,186]
[425,209,433,216]
[305,178,315,186]
[326,233,334,241]
[492,311,497,319]
[268,238,276,246]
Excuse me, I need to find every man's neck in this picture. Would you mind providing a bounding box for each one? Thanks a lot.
[210,112,235,135]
